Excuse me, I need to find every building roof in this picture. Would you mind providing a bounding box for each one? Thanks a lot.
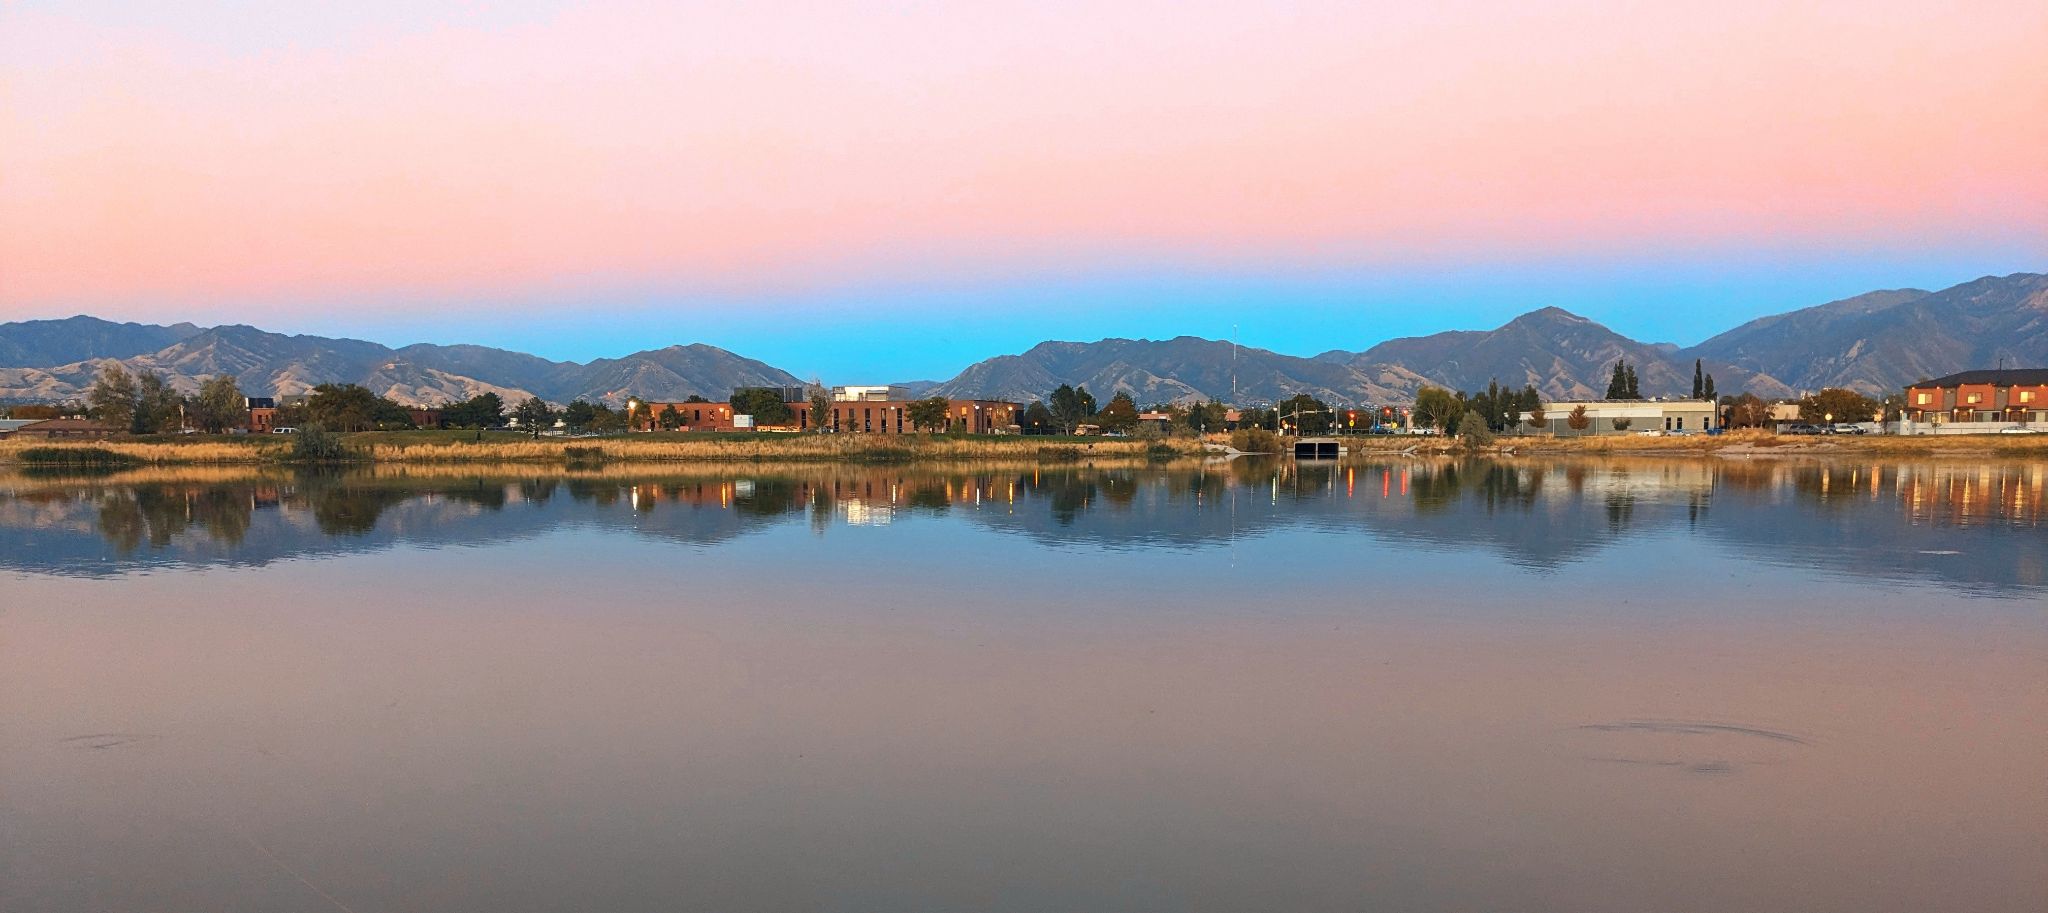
[14,417,116,432]
[1916,368,2048,387]
[0,418,46,432]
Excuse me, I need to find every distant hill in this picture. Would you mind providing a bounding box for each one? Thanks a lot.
[0,316,202,368]
[931,274,2042,403]
[0,321,801,406]
[929,336,1411,405]
[4,271,2042,406]
[1328,306,1775,400]
[1682,273,2048,395]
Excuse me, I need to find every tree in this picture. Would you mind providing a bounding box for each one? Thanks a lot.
[1098,392,1140,433]
[1048,384,1095,433]
[907,396,951,432]
[562,399,600,432]
[1611,417,1632,432]
[1457,409,1495,449]
[658,404,683,431]
[1022,400,1055,434]
[1723,393,1771,429]
[1184,401,1225,434]
[1692,359,1705,399]
[1275,393,1332,434]
[731,388,794,425]
[809,389,831,432]
[1413,386,1460,431]
[1798,388,1880,424]
[589,404,627,433]
[86,363,138,431]
[1567,404,1592,432]
[132,371,184,434]
[187,374,246,433]
[1625,363,1640,399]
[513,397,557,436]
[1702,373,1716,401]
[624,399,652,432]
[304,383,407,432]
[445,392,505,428]
[1526,403,1547,431]
[1606,361,1628,400]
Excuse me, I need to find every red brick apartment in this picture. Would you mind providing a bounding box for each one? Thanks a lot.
[1905,369,2048,425]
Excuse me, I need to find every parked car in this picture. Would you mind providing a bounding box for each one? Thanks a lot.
[1781,423,1822,435]
[1998,426,2040,435]
[1830,424,1867,435]
[271,426,299,434]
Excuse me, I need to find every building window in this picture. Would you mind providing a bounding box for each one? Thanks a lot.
[2022,391,2036,403]
[1915,392,1931,405]
[1966,393,1981,404]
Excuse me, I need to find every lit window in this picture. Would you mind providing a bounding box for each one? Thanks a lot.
[2023,391,2036,403]
[1915,393,1931,404]
[1966,393,1981,404]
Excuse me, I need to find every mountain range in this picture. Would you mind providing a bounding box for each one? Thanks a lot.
[2,272,2041,406]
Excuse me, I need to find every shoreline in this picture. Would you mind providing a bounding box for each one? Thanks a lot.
[3,427,2045,467]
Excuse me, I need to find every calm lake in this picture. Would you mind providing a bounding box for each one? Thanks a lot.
[3,457,2043,913]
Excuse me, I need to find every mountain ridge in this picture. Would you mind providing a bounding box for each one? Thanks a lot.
[3,272,2041,406]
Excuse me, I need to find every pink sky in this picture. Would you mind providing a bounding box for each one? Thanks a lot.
[2,1,2044,326]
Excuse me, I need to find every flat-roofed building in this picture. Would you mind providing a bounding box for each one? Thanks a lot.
[11,417,118,439]
[832,385,907,402]
[1521,399,1717,436]
[632,402,741,431]
[1905,369,2048,430]
[828,399,1020,434]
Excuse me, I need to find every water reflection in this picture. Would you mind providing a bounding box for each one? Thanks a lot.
[1,458,2042,593]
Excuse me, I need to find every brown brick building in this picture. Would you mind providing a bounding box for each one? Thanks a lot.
[827,399,1019,434]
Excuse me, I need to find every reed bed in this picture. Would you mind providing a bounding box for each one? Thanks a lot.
[0,438,283,465]
[355,433,1195,464]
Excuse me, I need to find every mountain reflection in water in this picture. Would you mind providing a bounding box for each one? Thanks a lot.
[1,458,2040,594]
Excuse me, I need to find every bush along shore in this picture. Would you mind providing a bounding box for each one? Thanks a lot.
[0,430,1205,466]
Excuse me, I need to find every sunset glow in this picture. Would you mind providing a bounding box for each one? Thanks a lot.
[3,1,2043,376]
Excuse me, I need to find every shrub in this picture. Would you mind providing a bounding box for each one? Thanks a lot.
[1230,427,1281,453]
[1456,410,1495,449]
[16,446,141,468]
[290,425,349,462]
[562,445,606,462]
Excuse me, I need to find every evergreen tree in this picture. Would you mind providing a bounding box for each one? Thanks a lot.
[1703,374,1715,401]
[1692,359,1704,399]
[1623,363,1640,399]
[1606,361,1628,400]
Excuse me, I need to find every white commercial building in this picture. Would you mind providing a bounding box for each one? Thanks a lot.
[1521,399,1717,436]
[831,385,910,402]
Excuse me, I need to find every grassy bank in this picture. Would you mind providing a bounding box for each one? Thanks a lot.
[0,430,1201,466]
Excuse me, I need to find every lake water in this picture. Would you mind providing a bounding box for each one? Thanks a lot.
[3,457,2043,913]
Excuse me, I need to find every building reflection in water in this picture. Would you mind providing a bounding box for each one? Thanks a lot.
[0,457,2039,592]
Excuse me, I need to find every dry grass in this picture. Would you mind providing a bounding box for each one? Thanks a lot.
[0,431,1199,466]
[0,437,282,464]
